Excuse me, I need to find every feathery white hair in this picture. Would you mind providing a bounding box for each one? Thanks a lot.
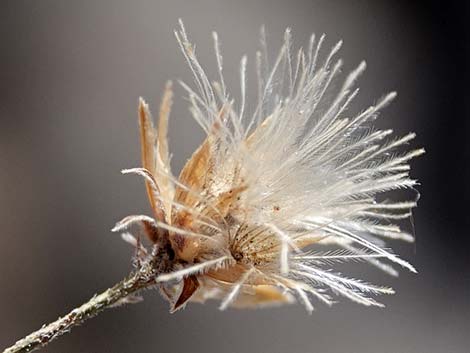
[118,20,423,312]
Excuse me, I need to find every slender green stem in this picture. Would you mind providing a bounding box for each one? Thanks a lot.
[2,264,156,353]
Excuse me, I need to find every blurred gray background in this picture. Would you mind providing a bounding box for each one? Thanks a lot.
[1,1,468,352]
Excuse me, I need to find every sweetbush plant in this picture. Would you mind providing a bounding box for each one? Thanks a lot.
[2,20,423,353]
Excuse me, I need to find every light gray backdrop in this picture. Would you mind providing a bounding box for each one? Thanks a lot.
[1,1,468,353]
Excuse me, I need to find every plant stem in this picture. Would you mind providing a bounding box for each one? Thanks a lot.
[2,264,156,353]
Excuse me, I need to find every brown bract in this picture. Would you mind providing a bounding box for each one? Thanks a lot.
[138,84,292,311]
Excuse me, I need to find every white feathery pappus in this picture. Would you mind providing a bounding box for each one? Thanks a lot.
[112,20,424,313]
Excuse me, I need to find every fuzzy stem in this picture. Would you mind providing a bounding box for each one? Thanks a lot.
[2,264,156,353]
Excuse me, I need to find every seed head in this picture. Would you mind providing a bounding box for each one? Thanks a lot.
[113,20,424,313]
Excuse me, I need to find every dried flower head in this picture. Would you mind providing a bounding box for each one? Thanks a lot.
[113,20,423,313]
